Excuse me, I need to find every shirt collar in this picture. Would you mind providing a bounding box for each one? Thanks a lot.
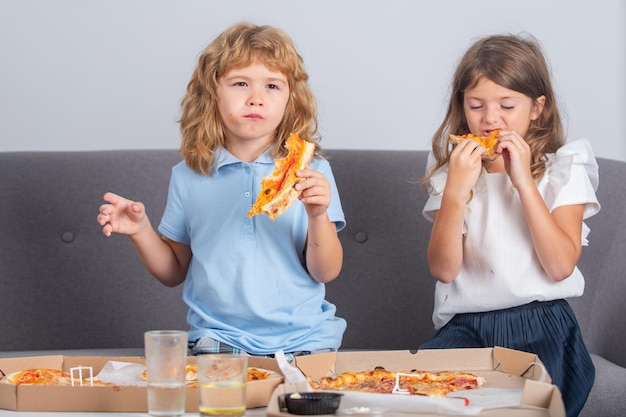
[214,146,276,172]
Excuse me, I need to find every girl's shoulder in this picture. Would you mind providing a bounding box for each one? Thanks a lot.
[544,139,599,190]
[548,139,595,163]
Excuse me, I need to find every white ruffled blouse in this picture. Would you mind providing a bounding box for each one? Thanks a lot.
[422,139,601,329]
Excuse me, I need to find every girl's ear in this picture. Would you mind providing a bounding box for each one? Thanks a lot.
[531,95,546,121]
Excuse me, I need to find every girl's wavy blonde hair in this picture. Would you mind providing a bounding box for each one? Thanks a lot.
[179,22,320,175]
[423,33,564,191]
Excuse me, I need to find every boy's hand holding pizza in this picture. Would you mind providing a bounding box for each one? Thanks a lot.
[295,168,333,219]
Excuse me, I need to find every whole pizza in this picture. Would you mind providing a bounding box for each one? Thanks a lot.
[308,367,485,398]
[1,368,113,386]
[2,365,277,387]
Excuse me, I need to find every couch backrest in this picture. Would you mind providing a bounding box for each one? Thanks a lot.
[324,150,435,350]
[0,150,188,351]
[568,157,626,367]
[1,150,623,367]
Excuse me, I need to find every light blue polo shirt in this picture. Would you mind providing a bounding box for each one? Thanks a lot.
[158,147,346,355]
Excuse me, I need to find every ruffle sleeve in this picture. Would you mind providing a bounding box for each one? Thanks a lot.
[540,139,601,245]
[422,151,449,223]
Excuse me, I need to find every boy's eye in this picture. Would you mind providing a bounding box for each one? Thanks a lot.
[267,84,279,90]
[501,105,514,110]
[234,81,247,87]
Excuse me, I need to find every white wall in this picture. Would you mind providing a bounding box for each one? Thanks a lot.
[1,0,624,161]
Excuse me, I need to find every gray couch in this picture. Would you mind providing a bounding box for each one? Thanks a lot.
[1,149,624,416]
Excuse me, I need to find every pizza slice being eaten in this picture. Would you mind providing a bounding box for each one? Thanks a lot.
[247,132,316,220]
[449,129,501,160]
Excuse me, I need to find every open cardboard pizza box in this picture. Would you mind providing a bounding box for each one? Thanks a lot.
[0,354,283,412]
[267,347,566,417]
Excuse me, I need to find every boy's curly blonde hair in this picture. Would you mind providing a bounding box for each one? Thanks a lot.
[179,22,320,175]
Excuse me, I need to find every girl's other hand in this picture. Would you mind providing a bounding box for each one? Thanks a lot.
[497,130,533,189]
[295,169,331,218]
[97,192,148,237]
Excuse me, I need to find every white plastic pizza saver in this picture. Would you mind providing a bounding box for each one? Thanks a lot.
[70,366,95,387]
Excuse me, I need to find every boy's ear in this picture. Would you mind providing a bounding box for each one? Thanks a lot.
[531,95,546,120]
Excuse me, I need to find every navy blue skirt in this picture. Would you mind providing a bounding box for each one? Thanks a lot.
[419,299,594,417]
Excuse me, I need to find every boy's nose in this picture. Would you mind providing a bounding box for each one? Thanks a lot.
[248,90,264,107]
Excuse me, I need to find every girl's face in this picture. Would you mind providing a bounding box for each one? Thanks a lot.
[217,60,290,149]
[463,77,544,138]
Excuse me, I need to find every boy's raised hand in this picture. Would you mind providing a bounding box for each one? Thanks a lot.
[97,192,148,237]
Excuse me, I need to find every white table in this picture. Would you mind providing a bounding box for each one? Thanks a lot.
[0,410,266,417]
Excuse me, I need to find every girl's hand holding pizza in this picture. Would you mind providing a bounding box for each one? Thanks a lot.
[295,169,331,218]
[447,138,484,199]
[497,130,534,189]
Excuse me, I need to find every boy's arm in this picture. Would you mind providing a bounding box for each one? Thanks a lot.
[129,228,191,288]
[296,169,343,283]
[98,192,191,287]
[304,213,343,283]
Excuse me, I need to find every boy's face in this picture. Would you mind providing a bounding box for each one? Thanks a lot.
[217,60,290,152]
[463,77,544,139]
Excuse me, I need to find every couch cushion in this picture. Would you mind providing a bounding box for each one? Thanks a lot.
[579,354,626,417]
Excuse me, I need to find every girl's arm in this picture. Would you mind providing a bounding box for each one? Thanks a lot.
[428,200,465,283]
[516,184,583,281]
[98,192,191,287]
[296,169,343,283]
[499,132,583,281]
[428,139,485,283]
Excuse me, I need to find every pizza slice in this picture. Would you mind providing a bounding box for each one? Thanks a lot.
[449,129,501,160]
[247,132,316,220]
[247,367,272,381]
[140,364,198,386]
[141,364,274,387]
[181,364,274,384]
[308,369,397,393]
[403,370,485,397]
